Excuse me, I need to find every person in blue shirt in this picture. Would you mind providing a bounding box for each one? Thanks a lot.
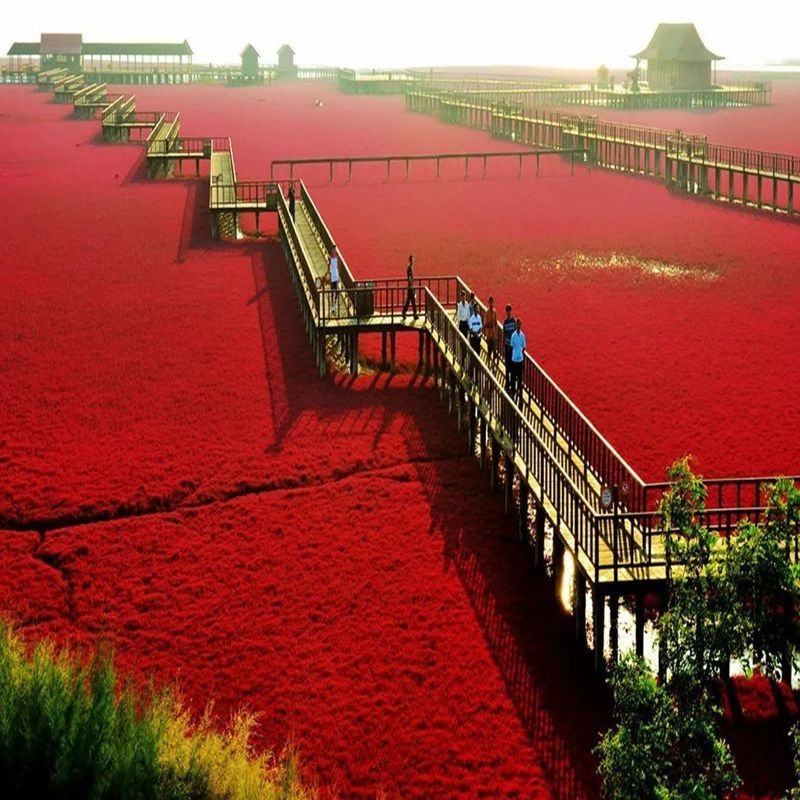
[502,304,516,390]
[509,318,526,401]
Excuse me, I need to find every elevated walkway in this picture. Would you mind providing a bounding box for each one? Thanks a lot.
[34,77,799,675]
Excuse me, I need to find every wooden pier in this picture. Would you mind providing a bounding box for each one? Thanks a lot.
[337,67,771,108]
[25,77,800,677]
[407,91,800,217]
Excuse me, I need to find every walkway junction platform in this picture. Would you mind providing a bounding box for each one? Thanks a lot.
[20,72,800,679]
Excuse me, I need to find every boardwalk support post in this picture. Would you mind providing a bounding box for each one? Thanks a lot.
[467,399,476,456]
[575,570,587,649]
[657,587,669,682]
[534,501,545,573]
[553,534,564,601]
[490,436,500,493]
[609,592,619,666]
[635,591,645,658]
[518,478,529,542]
[349,332,359,375]
[503,453,513,515]
[593,588,606,674]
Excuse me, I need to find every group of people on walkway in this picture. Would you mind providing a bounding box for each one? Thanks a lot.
[454,289,526,401]
[325,252,527,403]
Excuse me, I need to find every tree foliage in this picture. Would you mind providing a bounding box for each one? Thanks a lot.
[658,458,740,688]
[723,479,800,679]
[599,460,800,800]
[597,653,739,800]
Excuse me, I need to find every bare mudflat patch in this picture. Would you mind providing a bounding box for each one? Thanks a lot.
[529,251,721,283]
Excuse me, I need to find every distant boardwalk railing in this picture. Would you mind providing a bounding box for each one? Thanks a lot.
[269,148,585,182]
[407,90,800,215]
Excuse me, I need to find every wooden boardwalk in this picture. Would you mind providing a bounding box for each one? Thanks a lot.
[338,67,771,108]
[407,91,800,216]
[29,75,800,674]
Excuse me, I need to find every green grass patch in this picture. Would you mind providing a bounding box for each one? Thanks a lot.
[0,623,314,799]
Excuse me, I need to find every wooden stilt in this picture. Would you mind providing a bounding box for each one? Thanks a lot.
[609,593,619,666]
[635,591,645,658]
[575,570,587,648]
[479,416,487,470]
[534,501,545,573]
[553,534,564,599]
[467,399,476,456]
[518,478,529,542]
[593,588,606,674]
[490,436,499,493]
[503,452,513,515]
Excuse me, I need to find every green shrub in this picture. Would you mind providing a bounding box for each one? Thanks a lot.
[658,457,741,686]
[0,623,313,800]
[597,653,739,800]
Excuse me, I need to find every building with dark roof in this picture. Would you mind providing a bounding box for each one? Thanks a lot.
[277,44,297,79]
[40,33,83,72]
[6,34,193,74]
[241,44,260,79]
[634,23,723,90]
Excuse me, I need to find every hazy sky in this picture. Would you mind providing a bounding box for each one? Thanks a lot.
[5,1,799,69]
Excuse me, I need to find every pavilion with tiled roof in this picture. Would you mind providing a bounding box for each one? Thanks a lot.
[634,23,723,90]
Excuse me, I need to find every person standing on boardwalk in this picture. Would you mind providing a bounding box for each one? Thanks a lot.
[288,184,296,220]
[468,301,483,353]
[402,255,418,318]
[456,290,471,338]
[509,318,526,401]
[484,296,498,362]
[328,247,340,316]
[503,304,516,388]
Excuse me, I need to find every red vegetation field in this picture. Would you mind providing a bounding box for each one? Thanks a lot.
[109,80,800,481]
[2,78,800,798]
[0,86,606,799]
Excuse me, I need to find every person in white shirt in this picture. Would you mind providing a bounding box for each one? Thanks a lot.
[509,318,526,401]
[468,303,483,353]
[328,248,340,316]
[455,290,471,338]
[328,248,340,290]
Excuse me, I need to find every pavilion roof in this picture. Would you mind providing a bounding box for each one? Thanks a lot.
[634,23,723,62]
[40,33,83,55]
[81,40,193,56]
[7,42,39,56]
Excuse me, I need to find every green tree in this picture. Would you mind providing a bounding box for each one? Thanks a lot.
[658,457,741,686]
[597,653,739,800]
[724,478,800,680]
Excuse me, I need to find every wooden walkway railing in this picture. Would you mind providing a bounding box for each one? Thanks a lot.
[407,91,800,215]
[269,148,585,182]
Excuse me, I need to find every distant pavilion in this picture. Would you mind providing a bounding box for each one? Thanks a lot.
[634,23,723,90]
